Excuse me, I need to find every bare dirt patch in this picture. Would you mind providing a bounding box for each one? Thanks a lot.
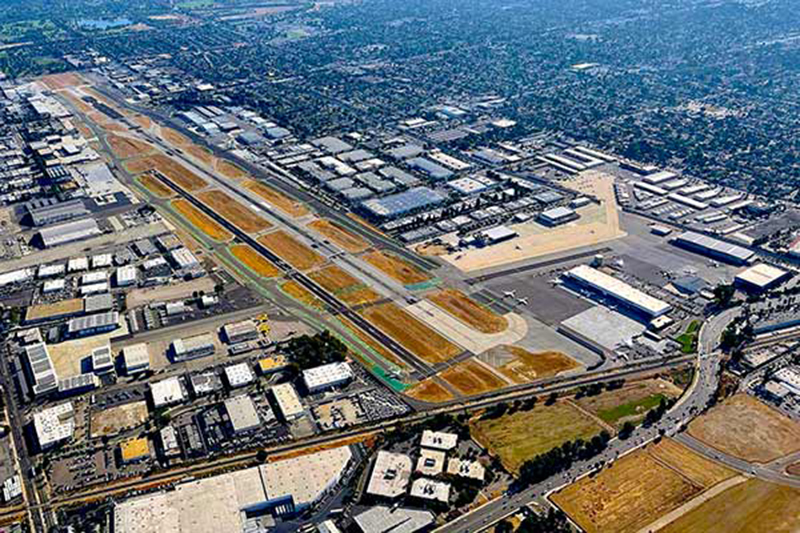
[428,289,507,334]
[308,219,369,253]
[126,154,207,191]
[230,244,280,278]
[359,302,461,364]
[688,393,800,463]
[137,173,174,199]
[245,180,309,217]
[258,230,326,271]
[405,378,455,403]
[487,345,579,383]
[552,438,734,533]
[90,401,148,438]
[281,280,325,310]
[440,359,507,396]
[107,134,154,159]
[363,250,431,285]
[171,199,233,242]
[309,265,381,307]
[198,190,271,234]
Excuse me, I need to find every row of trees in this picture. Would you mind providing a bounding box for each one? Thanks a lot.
[515,431,611,490]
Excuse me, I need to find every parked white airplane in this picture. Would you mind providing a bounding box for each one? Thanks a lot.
[517,297,529,306]
[503,290,516,298]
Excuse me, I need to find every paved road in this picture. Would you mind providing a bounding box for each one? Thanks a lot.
[436,308,745,533]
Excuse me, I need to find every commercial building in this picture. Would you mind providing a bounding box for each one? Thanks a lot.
[270,383,304,421]
[258,355,289,375]
[150,377,186,408]
[171,333,215,362]
[773,367,800,396]
[224,395,260,434]
[68,257,89,272]
[24,342,58,396]
[189,372,223,396]
[480,225,517,245]
[170,247,200,271]
[84,293,114,313]
[122,343,150,374]
[28,198,88,227]
[360,187,445,219]
[67,311,119,338]
[406,157,453,180]
[37,264,65,278]
[303,362,354,393]
[33,402,74,448]
[57,373,100,396]
[416,449,446,476]
[447,458,485,480]
[224,362,255,389]
[159,425,181,458]
[366,451,413,499]
[42,279,66,293]
[115,265,138,287]
[113,446,353,532]
[734,263,790,292]
[564,265,672,318]
[91,344,115,374]
[120,438,151,463]
[38,218,101,248]
[421,430,458,451]
[353,506,434,533]
[559,306,646,357]
[409,478,450,503]
[672,231,755,265]
[538,206,578,227]
[222,319,258,345]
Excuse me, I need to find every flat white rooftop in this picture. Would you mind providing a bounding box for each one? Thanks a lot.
[366,451,413,498]
[566,265,671,317]
[420,430,458,451]
[735,263,788,289]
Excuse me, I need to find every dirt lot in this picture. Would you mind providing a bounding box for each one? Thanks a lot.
[660,479,800,533]
[552,438,734,533]
[171,199,233,242]
[428,289,507,334]
[198,190,272,234]
[26,299,83,321]
[230,244,280,278]
[576,379,681,428]
[126,154,207,191]
[41,72,85,90]
[359,302,462,364]
[482,345,579,384]
[245,180,309,217]
[688,393,800,463]
[107,134,154,159]
[308,219,369,253]
[90,401,148,438]
[138,174,174,199]
[216,160,249,180]
[405,378,455,403]
[363,250,431,285]
[258,230,326,271]
[440,359,507,396]
[309,265,382,307]
[186,145,215,166]
[280,280,325,310]
[161,127,191,146]
[471,402,603,473]
[126,277,216,308]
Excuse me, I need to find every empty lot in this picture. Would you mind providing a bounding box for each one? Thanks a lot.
[688,393,800,463]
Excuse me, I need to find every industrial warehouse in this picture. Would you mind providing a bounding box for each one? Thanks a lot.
[563,264,672,319]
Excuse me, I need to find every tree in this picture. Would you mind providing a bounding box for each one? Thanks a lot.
[285,330,348,369]
[713,284,736,308]
[545,392,559,405]
[619,421,635,440]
